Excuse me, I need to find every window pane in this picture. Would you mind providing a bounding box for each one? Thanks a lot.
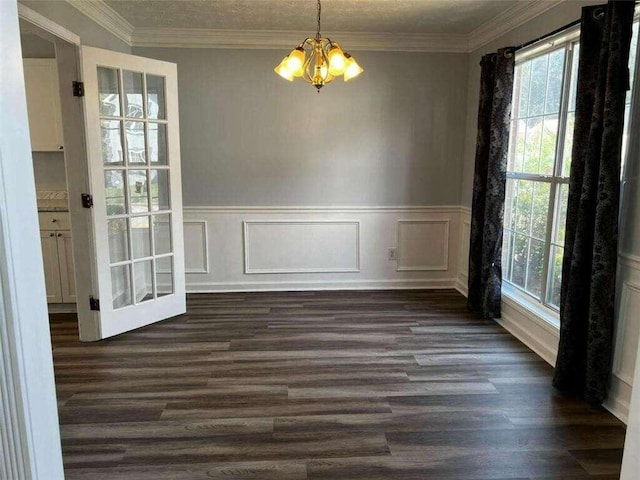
[545,48,565,114]
[131,216,151,259]
[516,62,531,117]
[153,213,171,255]
[511,233,528,289]
[98,67,120,117]
[125,121,146,165]
[134,260,154,303]
[150,169,170,211]
[128,170,149,213]
[156,257,173,297]
[504,179,517,231]
[554,183,569,245]
[123,70,144,118]
[101,120,124,165]
[540,115,559,175]
[531,182,550,240]
[528,55,549,116]
[111,264,132,309]
[525,238,545,299]
[146,74,166,120]
[514,179,533,234]
[104,170,127,215]
[547,245,564,308]
[524,117,542,173]
[148,122,168,165]
[502,230,514,282]
[562,111,575,177]
[108,218,129,263]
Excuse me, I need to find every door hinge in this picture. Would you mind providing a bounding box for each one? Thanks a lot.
[81,193,93,208]
[89,296,100,311]
[72,81,85,97]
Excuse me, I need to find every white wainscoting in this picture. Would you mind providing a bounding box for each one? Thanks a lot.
[396,220,449,271]
[183,206,463,292]
[455,208,639,424]
[243,221,360,274]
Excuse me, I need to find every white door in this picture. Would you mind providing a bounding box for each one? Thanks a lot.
[80,46,185,340]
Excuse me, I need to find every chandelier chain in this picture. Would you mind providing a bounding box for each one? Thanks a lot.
[316,0,321,38]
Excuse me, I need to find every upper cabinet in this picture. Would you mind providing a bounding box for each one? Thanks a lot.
[23,59,64,152]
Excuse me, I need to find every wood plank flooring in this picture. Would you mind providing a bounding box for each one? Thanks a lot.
[50,290,626,479]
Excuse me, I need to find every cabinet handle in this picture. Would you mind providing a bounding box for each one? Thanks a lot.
[57,233,62,237]
[49,233,55,237]
[51,219,57,223]
[58,146,64,150]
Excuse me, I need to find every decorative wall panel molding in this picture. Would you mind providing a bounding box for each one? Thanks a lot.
[182,205,462,292]
[396,219,449,271]
[243,220,360,274]
[614,281,640,386]
[183,220,209,274]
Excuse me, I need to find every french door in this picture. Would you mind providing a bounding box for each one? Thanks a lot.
[79,46,185,340]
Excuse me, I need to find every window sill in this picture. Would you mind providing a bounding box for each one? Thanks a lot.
[501,283,560,331]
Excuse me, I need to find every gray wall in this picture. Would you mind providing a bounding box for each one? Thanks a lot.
[19,0,130,53]
[133,47,469,207]
[20,32,54,57]
[460,0,601,207]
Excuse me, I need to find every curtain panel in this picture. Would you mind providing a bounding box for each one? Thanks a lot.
[467,49,515,319]
[553,1,636,407]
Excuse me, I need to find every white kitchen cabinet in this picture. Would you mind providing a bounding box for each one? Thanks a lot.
[39,213,76,304]
[40,231,63,303]
[23,59,64,152]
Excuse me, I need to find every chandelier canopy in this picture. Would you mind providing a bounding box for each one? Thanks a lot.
[274,0,363,91]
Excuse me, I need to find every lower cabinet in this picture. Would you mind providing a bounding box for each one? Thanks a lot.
[40,230,76,304]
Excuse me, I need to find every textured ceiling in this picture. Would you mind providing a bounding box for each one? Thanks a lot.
[104,0,523,34]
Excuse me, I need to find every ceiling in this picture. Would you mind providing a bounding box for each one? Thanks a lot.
[103,0,522,35]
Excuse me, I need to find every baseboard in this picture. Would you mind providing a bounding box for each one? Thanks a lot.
[187,278,459,293]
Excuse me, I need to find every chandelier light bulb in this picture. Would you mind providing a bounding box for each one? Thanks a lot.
[328,45,348,76]
[274,57,294,81]
[343,54,364,82]
[286,47,305,77]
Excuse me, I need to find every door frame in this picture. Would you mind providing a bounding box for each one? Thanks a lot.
[0,1,65,478]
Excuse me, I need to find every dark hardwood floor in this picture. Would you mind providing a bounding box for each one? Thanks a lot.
[50,290,626,479]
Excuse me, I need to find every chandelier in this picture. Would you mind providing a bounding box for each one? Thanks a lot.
[274,0,363,91]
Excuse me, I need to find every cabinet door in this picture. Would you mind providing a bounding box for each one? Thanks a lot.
[23,59,64,151]
[56,231,76,303]
[40,231,62,303]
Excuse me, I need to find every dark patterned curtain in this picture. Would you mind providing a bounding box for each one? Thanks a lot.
[467,49,515,319]
[553,1,635,407]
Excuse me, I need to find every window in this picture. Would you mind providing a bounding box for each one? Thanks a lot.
[503,19,639,318]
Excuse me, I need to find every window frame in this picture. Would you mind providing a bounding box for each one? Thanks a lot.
[503,15,640,324]
[503,27,580,319]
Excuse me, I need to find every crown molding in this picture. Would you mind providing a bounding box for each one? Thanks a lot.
[62,0,568,53]
[65,0,133,45]
[468,0,566,52]
[131,28,469,52]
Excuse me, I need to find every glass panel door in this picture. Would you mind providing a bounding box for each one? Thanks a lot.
[80,46,185,340]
